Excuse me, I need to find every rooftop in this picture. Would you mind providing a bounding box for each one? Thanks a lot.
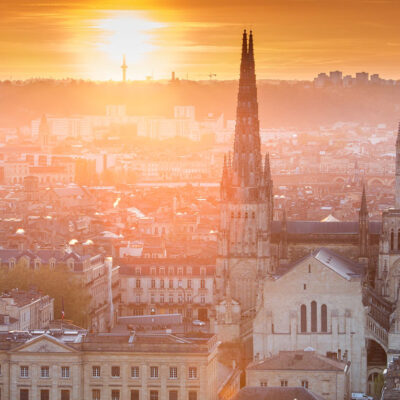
[232,387,326,400]
[247,350,346,372]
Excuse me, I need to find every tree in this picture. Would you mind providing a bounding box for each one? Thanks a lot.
[0,263,91,328]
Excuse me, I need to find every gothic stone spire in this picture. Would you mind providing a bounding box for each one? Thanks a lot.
[232,30,262,189]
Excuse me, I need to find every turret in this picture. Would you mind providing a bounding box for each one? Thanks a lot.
[396,122,400,208]
[359,184,369,262]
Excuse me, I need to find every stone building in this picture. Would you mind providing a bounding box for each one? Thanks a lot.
[216,30,273,314]
[0,289,54,331]
[246,350,349,400]
[252,248,367,392]
[0,249,119,332]
[0,329,219,400]
[119,260,214,321]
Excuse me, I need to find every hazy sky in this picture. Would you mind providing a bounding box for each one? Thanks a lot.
[2,0,400,80]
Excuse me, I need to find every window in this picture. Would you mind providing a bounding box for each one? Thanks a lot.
[41,366,50,378]
[61,366,70,378]
[300,305,307,333]
[188,367,197,379]
[187,267,192,275]
[112,390,120,400]
[398,229,400,250]
[61,390,70,400]
[200,279,205,289]
[131,366,139,378]
[187,279,192,289]
[169,391,178,400]
[135,267,141,275]
[303,284,306,290]
[169,280,174,288]
[308,264,311,273]
[311,301,317,332]
[391,230,394,251]
[160,294,164,303]
[160,279,164,288]
[92,365,101,377]
[151,268,156,275]
[150,391,158,400]
[280,380,288,387]
[189,391,197,400]
[20,389,29,400]
[170,366,178,379]
[92,389,100,400]
[131,390,139,400]
[178,268,183,275]
[41,390,49,400]
[321,304,328,332]
[187,294,192,303]
[169,295,174,303]
[200,295,205,304]
[200,267,206,276]
[302,380,309,389]
[178,279,183,288]
[136,279,141,288]
[20,366,29,378]
[111,366,120,377]
[150,366,159,378]
[151,279,156,288]
[168,267,174,275]
[151,295,155,304]
[260,381,268,387]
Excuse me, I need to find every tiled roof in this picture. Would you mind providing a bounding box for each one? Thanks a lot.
[277,247,363,281]
[247,351,345,372]
[232,387,326,400]
[272,220,381,235]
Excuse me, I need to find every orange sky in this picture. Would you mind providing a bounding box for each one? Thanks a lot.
[1,0,400,81]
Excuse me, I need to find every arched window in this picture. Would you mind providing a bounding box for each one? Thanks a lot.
[311,301,317,332]
[321,304,327,332]
[300,304,307,333]
[391,230,394,251]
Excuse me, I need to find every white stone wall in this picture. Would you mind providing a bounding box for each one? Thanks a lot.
[253,256,367,393]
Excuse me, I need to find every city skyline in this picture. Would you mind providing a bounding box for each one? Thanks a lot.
[2,0,400,81]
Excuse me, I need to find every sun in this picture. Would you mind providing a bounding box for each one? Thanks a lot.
[94,11,164,65]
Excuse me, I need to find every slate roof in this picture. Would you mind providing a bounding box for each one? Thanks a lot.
[232,387,326,400]
[272,220,381,235]
[277,247,363,281]
[0,249,93,264]
[247,350,345,372]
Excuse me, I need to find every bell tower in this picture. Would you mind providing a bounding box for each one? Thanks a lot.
[216,31,273,312]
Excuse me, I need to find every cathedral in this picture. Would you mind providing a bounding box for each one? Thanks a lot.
[215,30,400,396]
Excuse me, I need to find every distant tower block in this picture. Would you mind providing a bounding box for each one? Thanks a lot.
[121,55,127,82]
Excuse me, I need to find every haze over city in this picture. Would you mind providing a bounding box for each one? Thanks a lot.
[1,1,400,400]
[2,0,400,80]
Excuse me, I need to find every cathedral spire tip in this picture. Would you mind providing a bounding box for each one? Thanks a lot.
[360,183,368,214]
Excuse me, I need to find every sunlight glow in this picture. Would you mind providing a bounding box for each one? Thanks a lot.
[94,11,165,66]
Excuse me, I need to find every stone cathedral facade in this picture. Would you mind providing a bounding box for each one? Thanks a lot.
[214,30,400,396]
